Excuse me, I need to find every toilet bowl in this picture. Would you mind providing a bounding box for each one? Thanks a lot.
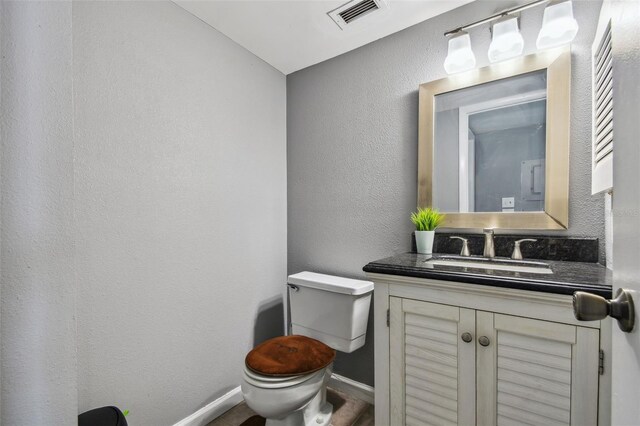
[240,272,373,426]
[241,364,333,426]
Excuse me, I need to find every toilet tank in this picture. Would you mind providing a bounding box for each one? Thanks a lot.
[288,272,373,353]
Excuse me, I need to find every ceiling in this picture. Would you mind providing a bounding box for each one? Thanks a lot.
[469,99,547,135]
[175,0,475,75]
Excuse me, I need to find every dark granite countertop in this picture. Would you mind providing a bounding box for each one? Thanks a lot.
[363,253,612,298]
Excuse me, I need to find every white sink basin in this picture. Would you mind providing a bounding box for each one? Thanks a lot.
[424,256,553,275]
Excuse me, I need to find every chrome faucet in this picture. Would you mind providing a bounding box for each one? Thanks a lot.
[511,239,537,260]
[449,236,471,257]
[483,228,495,258]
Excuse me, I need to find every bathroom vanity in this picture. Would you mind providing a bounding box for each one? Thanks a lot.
[364,252,612,426]
[370,24,615,426]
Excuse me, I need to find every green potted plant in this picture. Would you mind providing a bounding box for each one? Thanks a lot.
[410,207,445,254]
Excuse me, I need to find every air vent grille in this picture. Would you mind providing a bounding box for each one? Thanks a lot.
[328,0,388,30]
[593,21,613,165]
[339,0,378,24]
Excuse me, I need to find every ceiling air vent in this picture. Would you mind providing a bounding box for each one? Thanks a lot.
[328,0,388,30]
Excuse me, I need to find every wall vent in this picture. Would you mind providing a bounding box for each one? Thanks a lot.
[328,0,388,30]
[594,22,613,166]
[591,9,614,194]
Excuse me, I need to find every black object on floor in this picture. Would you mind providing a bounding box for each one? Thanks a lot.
[78,406,128,426]
[239,415,266,426]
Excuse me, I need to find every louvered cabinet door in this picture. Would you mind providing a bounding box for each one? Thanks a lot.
[389,297,475,426]
[477,312,600,426]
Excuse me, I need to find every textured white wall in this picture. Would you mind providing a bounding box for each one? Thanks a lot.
[1,2,78,424]
[72,2,286,425]
[287,0,604,386]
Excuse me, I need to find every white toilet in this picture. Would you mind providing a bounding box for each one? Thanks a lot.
[241,271,374,426]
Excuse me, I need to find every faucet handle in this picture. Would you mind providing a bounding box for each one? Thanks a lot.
[511,239,537,260]
[450,236,471,257]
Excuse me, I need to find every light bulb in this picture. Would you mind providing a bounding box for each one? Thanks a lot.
[444,31,476,74]
[488,15,524,63]
[537,0,579,49]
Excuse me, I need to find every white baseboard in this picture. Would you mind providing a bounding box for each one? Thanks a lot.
[173,386,243,426]
[328,373,375,405]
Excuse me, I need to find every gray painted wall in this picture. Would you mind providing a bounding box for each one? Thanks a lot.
[288,0,604,386]
[2,1,286,425]
[1,2,78,424]
[73,2,286,425]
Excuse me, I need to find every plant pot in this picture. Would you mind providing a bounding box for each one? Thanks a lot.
[415,230,435,254]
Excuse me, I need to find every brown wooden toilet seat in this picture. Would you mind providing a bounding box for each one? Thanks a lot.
[245,335,336,377]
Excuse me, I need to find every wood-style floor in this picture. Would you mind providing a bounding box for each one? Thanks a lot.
[206,387,374,426]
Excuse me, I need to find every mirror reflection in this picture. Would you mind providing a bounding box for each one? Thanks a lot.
[433,70,547,213]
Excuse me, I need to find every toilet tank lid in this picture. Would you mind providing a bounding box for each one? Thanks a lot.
[288,272,374,296]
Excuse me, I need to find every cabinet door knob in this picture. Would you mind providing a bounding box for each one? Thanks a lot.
[478,336,490,346]
[461,332,473,343]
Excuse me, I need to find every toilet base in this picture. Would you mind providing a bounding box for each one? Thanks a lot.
[264,385,332,426]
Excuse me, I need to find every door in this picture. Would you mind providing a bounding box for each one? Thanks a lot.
[389,298,475,425]
[476,312,600,426]
[610,1,640,424]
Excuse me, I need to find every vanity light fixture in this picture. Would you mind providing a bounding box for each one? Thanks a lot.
[444,31,476,74]
[537,0,579,49]
[488,15,525,63]
[442,0,579,73]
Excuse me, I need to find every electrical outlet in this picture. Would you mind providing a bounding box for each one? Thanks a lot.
[502,197,515,208]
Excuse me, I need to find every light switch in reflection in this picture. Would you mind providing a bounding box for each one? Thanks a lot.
[502,197,515,208]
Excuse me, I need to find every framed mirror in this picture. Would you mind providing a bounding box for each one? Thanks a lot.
[418,47,570,230]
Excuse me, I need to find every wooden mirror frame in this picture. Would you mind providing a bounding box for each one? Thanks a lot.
[418,47,571,230]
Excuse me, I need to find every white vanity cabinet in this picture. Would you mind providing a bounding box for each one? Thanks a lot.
[370,273,610,426]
